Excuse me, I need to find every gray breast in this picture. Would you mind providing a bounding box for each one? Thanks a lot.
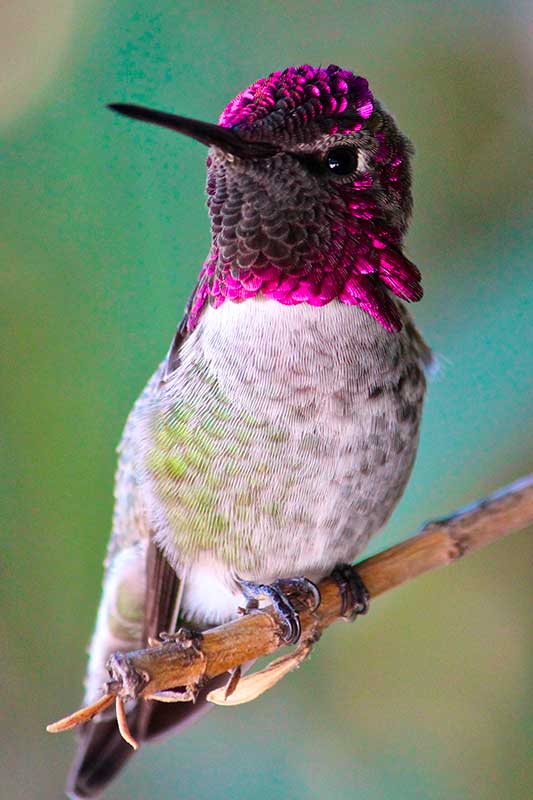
[142,297,428,584]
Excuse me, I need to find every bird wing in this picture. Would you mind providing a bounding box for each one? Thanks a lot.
[67,298,225,798]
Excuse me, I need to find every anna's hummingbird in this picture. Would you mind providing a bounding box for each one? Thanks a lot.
[68,64,431,798]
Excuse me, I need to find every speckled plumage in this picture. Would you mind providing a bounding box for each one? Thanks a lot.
[187,64,421,331]
[148,299,428,618]
[70,64,430,799]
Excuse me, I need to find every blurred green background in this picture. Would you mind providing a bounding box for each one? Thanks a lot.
[1,2,531,798]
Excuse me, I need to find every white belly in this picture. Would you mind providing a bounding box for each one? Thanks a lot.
[142,297,427,623]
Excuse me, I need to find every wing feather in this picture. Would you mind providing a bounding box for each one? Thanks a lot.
[67,300,223,798]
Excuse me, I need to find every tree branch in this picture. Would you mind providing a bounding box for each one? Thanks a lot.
[48,474,533,737]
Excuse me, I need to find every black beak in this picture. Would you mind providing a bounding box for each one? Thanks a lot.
[107,103,278,159]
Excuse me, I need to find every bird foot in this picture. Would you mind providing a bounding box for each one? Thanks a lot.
[331,564,370,621]
[147,683,201,703]
[148,627,204,653]
[143,629,206,703]
[238,576,320,644]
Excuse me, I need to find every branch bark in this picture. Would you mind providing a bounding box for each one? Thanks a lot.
[48,474,533,735]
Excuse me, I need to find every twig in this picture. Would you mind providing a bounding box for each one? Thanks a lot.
[47,474,533,737]
[115,696,139,750]
[46,693,115,733]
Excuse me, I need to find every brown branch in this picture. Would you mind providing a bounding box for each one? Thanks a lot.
[48,474,533,734]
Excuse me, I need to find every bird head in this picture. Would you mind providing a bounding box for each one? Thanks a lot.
[110,64,422,332]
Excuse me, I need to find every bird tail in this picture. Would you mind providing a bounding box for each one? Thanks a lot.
[66,676,226,799]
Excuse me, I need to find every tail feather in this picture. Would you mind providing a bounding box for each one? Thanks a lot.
[68,540,230,797]
[66,675,227,798]
[66,712,140,799]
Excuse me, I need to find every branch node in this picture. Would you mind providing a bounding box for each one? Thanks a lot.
[106,651,148,700]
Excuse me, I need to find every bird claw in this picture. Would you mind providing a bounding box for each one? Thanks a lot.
[147,684,200,703]
[238,576,320,645]
[271,576,321,612]
[157,627,204,649]
[331,564,369,621]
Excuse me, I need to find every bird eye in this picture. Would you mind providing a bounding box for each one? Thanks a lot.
[325,146,358,176]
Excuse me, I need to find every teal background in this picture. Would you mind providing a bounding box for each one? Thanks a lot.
[1,2,531,798]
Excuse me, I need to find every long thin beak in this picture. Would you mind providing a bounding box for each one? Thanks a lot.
[108,103,278,159]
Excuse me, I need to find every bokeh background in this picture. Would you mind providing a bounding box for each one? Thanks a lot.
[1,2,532,799]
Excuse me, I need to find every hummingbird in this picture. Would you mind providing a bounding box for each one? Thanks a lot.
[68,64,431,798]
